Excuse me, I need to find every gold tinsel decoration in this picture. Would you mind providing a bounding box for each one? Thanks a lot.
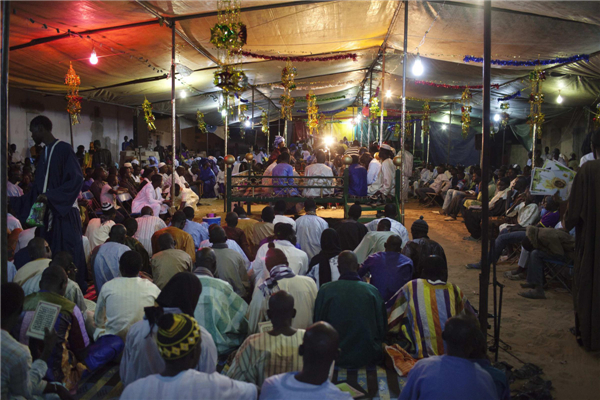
[197,111,207,134]
[261,111,269,133]
[142,97,156,132]
[279,59,297,121]
[369,97,380,120]
[500,102,510,128]
[461,88,472,139]
[64,62,81,125]
[527,68,546,138]
[306,91,319,135]
[422,102,431,137]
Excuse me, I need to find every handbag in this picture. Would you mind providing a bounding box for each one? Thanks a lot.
[26,140,60,227]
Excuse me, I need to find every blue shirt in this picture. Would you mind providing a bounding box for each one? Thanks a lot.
[399,355,499,400]
[348,163,368,196]
[184,220,209,249]
[473,359,510,400]
[272,163,299,196]
[358,251,413,302]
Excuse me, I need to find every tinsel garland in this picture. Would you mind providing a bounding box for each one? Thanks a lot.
[197,111,207,134]
[306,91,319,135]
[214,66,249,93]
[461,88,472,139]
[405,96,461,103]
[498,91,521,102]
[500,102,510,128]
[463,54,589,67]
[261,111,270,133]
[415,80,500,90]
[317,113,327,133]
[422,102,431,137]
[369,98,380,120]
[393,123,401,138]
[268,78,361,91]
[210,0,247,64]
[142,97,156,132]
[64,62,81,125]
[381,109,438,115]
[280,59,297,120]
[527,68,546,138]
[295,94,346,102]
[296,107,347,115]
[238,50,357,62]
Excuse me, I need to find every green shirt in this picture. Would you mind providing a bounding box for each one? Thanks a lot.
[314,278,387,368]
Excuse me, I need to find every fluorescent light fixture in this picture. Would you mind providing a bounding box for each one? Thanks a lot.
[412,53,424,76]
[494,114,500,122]
[89,48,98,65]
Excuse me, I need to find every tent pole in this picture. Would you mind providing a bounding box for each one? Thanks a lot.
[502,126,506,163]
[170,22,176,204]
[427,133,430,164]
[69,118,74,147]
[1,0,10,284]
[479,0,492,338]
[252,86,255,148]
[367,71,372,145]
[447,105,452,164]
[224,99,229,156]
[266,102,270,152]
[379,49,385,145]
[400,0,408,224]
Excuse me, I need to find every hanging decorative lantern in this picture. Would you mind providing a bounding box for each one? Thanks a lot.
[279,59,297,121]
[500,102,510,128]
[369,97,380,120]
[527,68,546,138]
[64,62,82,125]
[421,102,430,138]
[214,65,248,93]
[261,111,270,133]
[306,91,319,135]
[592,102,600,130]
[197,111,207,134]
[142,97,156,132]
[461,88,472,139]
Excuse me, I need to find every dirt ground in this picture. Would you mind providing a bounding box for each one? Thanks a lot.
[193,198,600,399]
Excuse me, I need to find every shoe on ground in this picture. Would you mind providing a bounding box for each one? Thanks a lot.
[463,236,479,242]
[445,216,456,221]
[520,283,535,289]
[518,289,546,299]
[504,272,526,281]
[466,263,481,270]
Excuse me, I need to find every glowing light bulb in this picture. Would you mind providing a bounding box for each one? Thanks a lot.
[221,109,227,117]
[180,91,187,99]
[386,90,392,99]
[441,124,447,130]
[494,114,500,122]
[412,53,424,76]
[355,113,362,121]
[244,119,251,127]
[89,48,98,65]
[556,94,563,104]
[324,136,334,147]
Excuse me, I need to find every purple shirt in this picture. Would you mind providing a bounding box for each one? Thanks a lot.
[539,210,559,228]
[272,163,299,196]
[348,164,368,196]
[358,251,413,302]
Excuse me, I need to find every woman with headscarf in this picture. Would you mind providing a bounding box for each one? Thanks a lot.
[307,229,342,288]
[119,272,218,387]
[199,161,217,198]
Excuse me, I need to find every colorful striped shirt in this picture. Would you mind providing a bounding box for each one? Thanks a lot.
[386,279,474,359]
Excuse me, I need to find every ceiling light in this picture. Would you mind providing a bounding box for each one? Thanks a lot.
[180,91,187,99]
[324,136,334,147]
[386,90,392,99]
[412,53,424,76]
[221,109,227,117]
[441,124,447,130]
[493,114,500,122]
[89,48,98,65]
[244,119,251,127]
[556,93,563,104]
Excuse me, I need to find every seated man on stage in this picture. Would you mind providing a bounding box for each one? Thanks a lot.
[272,152,299,197]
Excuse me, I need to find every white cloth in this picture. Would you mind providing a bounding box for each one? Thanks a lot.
[120,307,217,387]
[380,158,396,196]
[306,256,340,288]
[252,240,309,285]
[247,275,317,334]
[93,242,135,294]
[82,235,91,266]
[94,276,161,340]
[420,168,432,183]
[134,215,167,256]
[303,163,334,198]
[364,217,410,247]
[430,173,450,193]
[199,239,251,271]
[262,162,278,195]
[580,152,594,167]
[132,183,164,216]
[7,181,23,197]
[260,372,352,400]
[368,160,384,196]
[6,261,16,283]
[85,218,116,249]
[121,369,257,400]
[367,159,382,185]
[100,184,117,208]
[13,259,51,286]
[7,213,22,232]
[273,215,296,232]
[15,227,36,254]
[295,214,328,261]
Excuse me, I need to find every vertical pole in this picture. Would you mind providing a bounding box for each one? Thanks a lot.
[501,126,506,164]
[266,102,270,152]
[426,134,430,164]
[284,119,288,145]
[447,105,452,164]
[400,0,408,223]
[531,80,540,163]
[412,123,416,156]
[69,118,74,147]
[252,87,255,148]
[1,1,10,284]
[367,72,373,145]
[379,50,385,145]
[479,0,492,338]
[224,104,229,155]
[170,22,176,204]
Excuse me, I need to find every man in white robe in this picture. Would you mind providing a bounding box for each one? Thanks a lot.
[364,204,410,247]
[132,175,168,216]
[295,200,328,260]
[134,207,167,256]
[303,150,334,198]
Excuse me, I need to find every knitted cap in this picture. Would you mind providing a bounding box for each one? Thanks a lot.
[156,313,201,360]
[101,202,114,212]
[411,216,429,234]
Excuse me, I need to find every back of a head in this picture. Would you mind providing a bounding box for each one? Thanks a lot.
[183,207,195,220]
[28,237,49,260]
[157,272,202,315]
[337,250,358,274]
[109,224,127,243]
[2,283,25,322]
[377,218,391,231]
[225,212,239,227]
[158,232,175,251]
[233,206,246,217]
[261,206,275,223]
[384,235,403,253]
[50,251,75,277]
[301,321,340,366]
[268,290,295,322]
[316,150,326,164]
[384,203,397,218]
[171,211,187,229]
[274,200,287,215]
[195,247,217,273]
[151,174,163,186]
[265,242,289,271]
[40,265,68,294]
[141,206,154,216]
[304,199,316,212]
[420,255,448,282]
[31,115,52,132]
[156,313,202,365]
[119,250,142,277]
[274,222,294,241]
[442,314,481,358]
[123,218,138,237]
[209,225,227,244]
[348,203,362,220]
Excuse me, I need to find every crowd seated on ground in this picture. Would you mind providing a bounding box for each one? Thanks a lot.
[4,116,598,399]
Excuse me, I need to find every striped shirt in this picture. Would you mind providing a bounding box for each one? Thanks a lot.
[386,279,474,359]
[227,330,305,387]
[134,215,167,256]
[1,330,48,399]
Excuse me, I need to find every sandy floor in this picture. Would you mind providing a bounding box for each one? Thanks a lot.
[193,198,600,399]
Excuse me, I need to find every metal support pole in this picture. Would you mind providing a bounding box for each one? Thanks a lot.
[501,126,506,164]
[170,23,176,204]
[400,0,408,223]
[447,106,452,164]
[426,134,430,164]
[379,49,385,145]
[1,1,10,284]
[412,123,416,157]
[284,119,288,144]
[224,103,229,155]
[69,118,74,147]
[266,102,270,152]
[479,0,492,338]
[251,87,255,148]
[367,72,373,145]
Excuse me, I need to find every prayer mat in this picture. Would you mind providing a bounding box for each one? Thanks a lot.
[332,366,407,400]
[74,363,123,400]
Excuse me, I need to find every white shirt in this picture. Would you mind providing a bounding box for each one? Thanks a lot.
[262,162,278,195]
[273,215,296,232]
[306,256,340,288]
[7,181,23,197]
[134,215,167,256]
[365,217,410,247]
[260,372,352,400]
[380,158,396,196]
[420,168,432,183]
[580,152,594,167]
[132,183,164,216]
[199,239,251,271]
[303,163,334,198]
[94,277,161,341]
[247,275,317,334]
[7,213,22,232]
[120,307,217,387]
[15,227,36,253]
[430,173,450,193]
[85,218,116,249]
[121,369,257,400]
[252,240,309,285]
[367,159,382,185]
[295,214,328,261]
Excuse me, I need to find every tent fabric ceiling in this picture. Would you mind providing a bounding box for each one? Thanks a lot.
[6,1,600,125]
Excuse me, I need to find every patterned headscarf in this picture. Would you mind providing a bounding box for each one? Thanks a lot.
[156,313,201,360]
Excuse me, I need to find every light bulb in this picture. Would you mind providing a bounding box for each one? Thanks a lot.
[221,109,227,117]
[556,94,563,104]
[441,124,447,130]
[89,48,98,65]
[386,90,392,98]
[412,53,424,76]
[244,119,251,127]
[324,136,334,147]
[494,114,500,122]
[355,113,362,121]
[180,91,187,99]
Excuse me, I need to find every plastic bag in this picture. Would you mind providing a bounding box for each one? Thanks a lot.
[26,201,46,227]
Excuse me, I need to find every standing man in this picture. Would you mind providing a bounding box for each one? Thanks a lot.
[122,135,130,151]
[92,139,113,168]
[565,129,600,351]
[10,116,87,291]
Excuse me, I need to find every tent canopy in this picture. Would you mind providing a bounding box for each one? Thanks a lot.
[7,1,600,127]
